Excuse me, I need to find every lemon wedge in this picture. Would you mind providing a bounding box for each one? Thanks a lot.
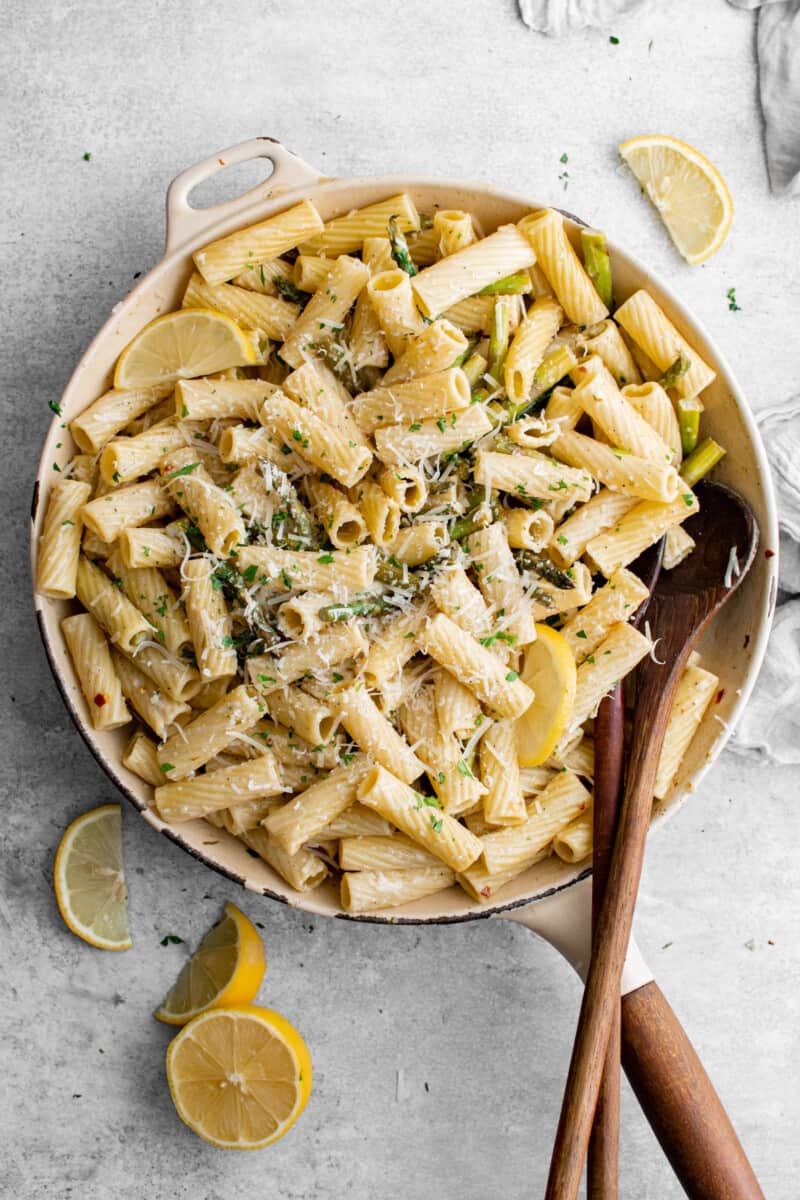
[114,308,256,389]
[53,804,132,951]
[166,1006,312,1149]
[516,624,577,767]
[619,134,733,265]
[155,901,266,1026]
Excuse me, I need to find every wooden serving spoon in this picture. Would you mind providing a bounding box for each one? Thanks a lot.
[546,481,763,1200]
[588,539,664,1199]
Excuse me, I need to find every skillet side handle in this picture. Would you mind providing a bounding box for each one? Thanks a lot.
[621,981,764,1200]
[165,137,323,255]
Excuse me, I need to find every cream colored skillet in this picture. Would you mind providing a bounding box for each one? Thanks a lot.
[31,138,778,1193]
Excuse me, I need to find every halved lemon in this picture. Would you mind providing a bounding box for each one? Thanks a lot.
[516,624,577,767]
[166,1006,312,1149]
[619,135,733,265]
[114,308,256,389]
[155,901,266,1026]
[53,804,132,950]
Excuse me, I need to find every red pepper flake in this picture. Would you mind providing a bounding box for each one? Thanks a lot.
[765,549,775,558]
[715,689,725,704]
[94,693,107,707]
[767,939,775,945]
[480,886,491,898]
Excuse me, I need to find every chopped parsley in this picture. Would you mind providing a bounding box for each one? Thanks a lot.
[317,553,334,564]
[159,763,174,773]
[164,461,200,480]
[505,670,519,682]
[726,287,741,312]
[48,399,62,415]
[609,35,620,44]
[83,151,92,161]
[159,934,184,945]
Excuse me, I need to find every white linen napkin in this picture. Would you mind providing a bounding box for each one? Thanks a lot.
[518,0,800,195]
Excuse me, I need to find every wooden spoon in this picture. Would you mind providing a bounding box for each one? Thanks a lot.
[546,482,761,1200]
[588,539,664,1199]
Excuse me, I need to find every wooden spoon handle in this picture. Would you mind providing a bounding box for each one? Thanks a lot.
[621,981,764,1200]
[587,687,625,1200]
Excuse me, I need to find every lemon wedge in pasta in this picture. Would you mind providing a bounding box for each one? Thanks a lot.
[53,804,132,951]
[166,1006,312,1149]
[516,624,577,767]
[155,901,266,1026]
[114,308,256,389]
[619,135,733,265]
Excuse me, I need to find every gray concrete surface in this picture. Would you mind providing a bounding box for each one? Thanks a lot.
[2,2,799,1196]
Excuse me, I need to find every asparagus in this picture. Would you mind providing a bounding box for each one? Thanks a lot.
[320,597,389,621]
[258,460,318,549]
[479,272,532,296]
[676,396,703,455]
[273,276,311,308]
[487,296,512,383]
[659,351,692,390]
[388,216,418,277]
[461,352,488,388]
[515,550,575,589]
[679,437,726,489]
[504,344,578,423]
[580,229,613,309]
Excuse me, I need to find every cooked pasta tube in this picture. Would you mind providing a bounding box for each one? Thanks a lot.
[362,598,430,686]
[160,448,245,556]
[122,729,163,787]
[234,545,376,592]
[175,378,273,422]
[573,359,675,465]
[118,524,184,569]
[304,478,367,548]
[623,381,682,464]
[263,757,369,856]
[292,254,335,292]
[341,866,455,913]
[259,392,372,487]
[433,666,483,736]
[276,591,335,641]
[155,752,282,823]
[479,770,592,875]
[382,320,468,385]
[442,295,496,334]
[585,489,699,577]
[282,359,369,448]
[279,255,370,368]
[481,720,526,825]
[557,622,652,752]
[506,417,561,450]
[217,424,308,474]
[412,224,536,318]
[397,684,460,773]
[181,558,237,680]
[112,650,190,740]
[581,319,641,387]
[388,521,448,566]
[122,641,199,704]
[70,385,173,454]
[504,297,563,405]
[549,488,637,567]
[560,568,649,661]
[662,524,695,570]
[266,687,340,747]
[219,796,282,837]
[190,676,232,711]
[76,555,155,649]
[157,685,262,779]
[61,613,130,730]
[81,478,172,543]
[433,760,487,817]
[333,686,425,783]
[317,803,392,840]
[419,614,534,719]
[529,561,594,621]
[362,235,396,274]
[374,404,493,465]
[231,256,294,295]
[358,765,483,872]
[433,209,477,256]
[518,209,608,327]
[339,833,439,872]
[614,290,716,399]
[99,421,192,488]
[502,507,554,551]
[351,367,471,433]
[239,826,328,892]
[654,662,719,799]
[366,269,425,356]
[430,561,492,638]
[474,449,593,505]
[193,199,324,286]
[183,272,298,340]
[249,623,367,693]
[300,193,419,256]
[37,480,92,599]
[105,547,189,658]
[350,479,401,548]
[467,523,536,644]
[551,430,679,503]
[377,464,428,513]
[456,846,551,903]
[553,807,593,863]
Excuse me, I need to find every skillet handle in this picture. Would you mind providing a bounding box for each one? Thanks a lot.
[621,980,764,1200]
[165,137,322,255]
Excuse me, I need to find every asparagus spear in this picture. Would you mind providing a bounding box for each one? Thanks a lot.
[580,229,614,309]
[503,344,578,422]
[515,550,575,589]
[273,277,311,308]
[320,597,389,621]
[487,296,512,383]
[676,396,703,455]
[479,272,532,296]
[258,460,318,548]
[461,352,488,388]
[680,437,726,489]
[388,216,418,277]
[659,351,692,390]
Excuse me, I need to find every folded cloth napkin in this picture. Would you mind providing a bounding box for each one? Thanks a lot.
[518,0,800,195]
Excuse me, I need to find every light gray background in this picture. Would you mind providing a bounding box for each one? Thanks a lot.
[2,2,798,1197]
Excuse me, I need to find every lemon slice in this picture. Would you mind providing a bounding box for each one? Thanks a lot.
[114,308,256,389]
[516,624,577,767]
[166,1006,312,1149]
[619,135,733,265]
[53,804,132,951]
[155,901,266,1026]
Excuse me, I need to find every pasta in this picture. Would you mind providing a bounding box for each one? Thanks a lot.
[39,192,726,912]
